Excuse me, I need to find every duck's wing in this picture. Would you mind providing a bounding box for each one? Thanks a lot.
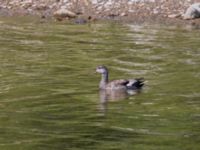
[106,78,144,90]
[106,79,129,88]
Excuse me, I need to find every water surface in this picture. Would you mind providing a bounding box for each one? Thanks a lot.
[0,18,200,150]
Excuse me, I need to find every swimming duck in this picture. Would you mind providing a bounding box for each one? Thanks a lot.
[96,65,144,90]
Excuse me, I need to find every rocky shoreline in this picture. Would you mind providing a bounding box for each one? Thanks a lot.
[0,0,200,26]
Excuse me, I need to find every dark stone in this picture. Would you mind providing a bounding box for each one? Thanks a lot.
[74,18,87,24]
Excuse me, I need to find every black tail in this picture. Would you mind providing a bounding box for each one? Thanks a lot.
[127,78,144,90]
[135,78,144,88]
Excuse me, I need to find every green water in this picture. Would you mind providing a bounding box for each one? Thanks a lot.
[0,18,200,150]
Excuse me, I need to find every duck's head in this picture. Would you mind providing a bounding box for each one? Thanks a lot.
[96,65,108,74]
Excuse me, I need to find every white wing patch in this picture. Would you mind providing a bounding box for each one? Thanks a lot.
[126,79,137,87]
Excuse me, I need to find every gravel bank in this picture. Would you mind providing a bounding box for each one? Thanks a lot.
[0,0,200,26]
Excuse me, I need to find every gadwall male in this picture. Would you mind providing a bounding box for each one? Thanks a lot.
[96,65,144,90]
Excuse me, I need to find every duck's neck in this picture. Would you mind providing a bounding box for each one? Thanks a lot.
[99,72,108,89]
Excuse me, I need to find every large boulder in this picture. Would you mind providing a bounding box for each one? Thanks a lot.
[183,3,200,20]
[53,8,76,20]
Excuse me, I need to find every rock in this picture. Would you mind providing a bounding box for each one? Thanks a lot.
[168,14,181,18]
[74,18,87,24]
[21,0,32,9]
[74,16,93,24]
[120,12,128,17]
[153,9,159,15]
[183,3,200,20]
[34,4,49,10]
[53,8,76,20]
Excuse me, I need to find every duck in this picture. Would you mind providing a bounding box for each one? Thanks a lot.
[96,65,144,90]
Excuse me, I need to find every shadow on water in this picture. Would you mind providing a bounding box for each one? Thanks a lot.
[0,17,199,150]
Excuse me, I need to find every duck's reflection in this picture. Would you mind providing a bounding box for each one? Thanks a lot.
[99,89,140,115]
